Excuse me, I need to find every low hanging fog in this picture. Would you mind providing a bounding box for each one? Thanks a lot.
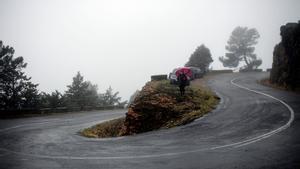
[0,0,299,101]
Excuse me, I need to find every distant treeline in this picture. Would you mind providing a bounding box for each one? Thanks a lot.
[0,41,126,116]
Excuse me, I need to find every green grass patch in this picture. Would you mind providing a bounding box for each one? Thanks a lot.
[159,80,219,128]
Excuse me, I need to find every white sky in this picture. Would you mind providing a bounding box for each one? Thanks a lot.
[0,0,299,101]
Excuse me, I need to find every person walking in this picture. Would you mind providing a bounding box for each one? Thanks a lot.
[177,72,188,96]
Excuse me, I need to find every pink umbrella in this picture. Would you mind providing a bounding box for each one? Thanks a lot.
[175,67,192,78]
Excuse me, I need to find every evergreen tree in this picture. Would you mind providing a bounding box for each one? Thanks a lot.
[40,90,65,108]
[65,72,99,109]
[185,44,213,73]
[99,86,126,107]
[219,26,262,70]
[65,72,87,109]
[84,81,99,107]
[20,81,40,108]
[0,41,39,109]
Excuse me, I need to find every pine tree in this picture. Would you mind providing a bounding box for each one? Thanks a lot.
[98,86,126,107]
[84,81,99,107]
[65,72,99,109]
[185,44,213,73]
[0,41,39,109]
[40,90,65,108]
[219,26,262,70]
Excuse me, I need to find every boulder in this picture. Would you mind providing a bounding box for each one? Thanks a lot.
[270,21,300,89]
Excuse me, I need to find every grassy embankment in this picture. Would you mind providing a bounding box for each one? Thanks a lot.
[80,79,219,138]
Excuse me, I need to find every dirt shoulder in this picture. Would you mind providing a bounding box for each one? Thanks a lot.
[260,78,300,94]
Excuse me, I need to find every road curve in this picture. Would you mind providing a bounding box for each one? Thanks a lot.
[0,72,299,169]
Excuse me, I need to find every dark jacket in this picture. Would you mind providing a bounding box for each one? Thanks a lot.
[177,74,189,87]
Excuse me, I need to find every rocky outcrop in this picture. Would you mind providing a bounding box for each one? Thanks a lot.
[120,80,219,135]
[270,21,300,89]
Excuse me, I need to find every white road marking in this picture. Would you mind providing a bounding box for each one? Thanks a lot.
[0,119,62,133]
[0,125,25,132]
[0,77,295,159]
[0,121,55,133]
[229,78,294,148]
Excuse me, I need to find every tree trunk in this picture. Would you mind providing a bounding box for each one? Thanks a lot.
[243,55,250,67]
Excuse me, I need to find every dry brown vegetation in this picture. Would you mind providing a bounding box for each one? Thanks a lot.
[260,78,300,93]
[80,117,125,138]
[80,79,219,138]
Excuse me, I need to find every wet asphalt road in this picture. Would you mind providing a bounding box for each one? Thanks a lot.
[0,72,299,169]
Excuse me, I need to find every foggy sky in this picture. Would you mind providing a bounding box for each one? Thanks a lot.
[0,0,299,101]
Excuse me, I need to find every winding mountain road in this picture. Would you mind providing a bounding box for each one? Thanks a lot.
[0,72,299,169]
